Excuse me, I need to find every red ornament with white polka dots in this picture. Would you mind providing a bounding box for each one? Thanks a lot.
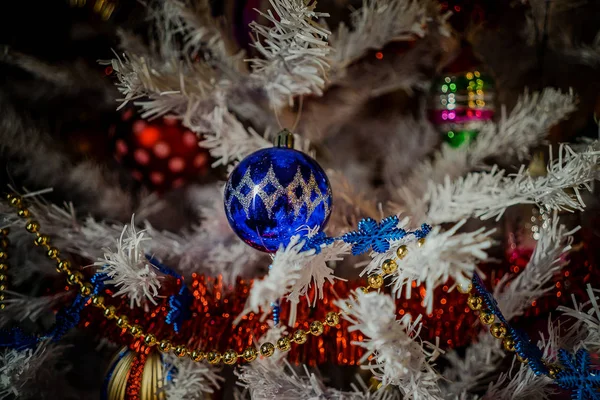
[112,109,210,192]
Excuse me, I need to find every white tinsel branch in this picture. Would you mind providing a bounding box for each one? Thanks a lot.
[558,285,600,353]
[248,0,331,108]
[495,214,578,320]
[95,218,162,308]
[163,354,223,399]
[199,105,271,167]
[422,142,600,225]
[363,221,494,314]
[329,0,432,72]
[401,88,577,206]
[0,343,66,399]
[237,236,348,326]
[335,291,442,399]
[0,292,69,328]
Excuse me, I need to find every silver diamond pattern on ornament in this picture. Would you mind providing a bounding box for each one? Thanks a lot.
[226,164,330,221]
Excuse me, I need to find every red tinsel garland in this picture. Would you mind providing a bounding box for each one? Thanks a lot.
[79,231,598,366]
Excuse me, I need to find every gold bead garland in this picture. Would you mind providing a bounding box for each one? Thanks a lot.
[457,281,564,373]
[1,193,424,365]
[0,227,8,310]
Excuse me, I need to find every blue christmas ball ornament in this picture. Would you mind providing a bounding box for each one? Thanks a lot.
[224,130,332,253]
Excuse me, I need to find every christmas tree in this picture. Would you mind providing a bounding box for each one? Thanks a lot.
[1,0,600,399]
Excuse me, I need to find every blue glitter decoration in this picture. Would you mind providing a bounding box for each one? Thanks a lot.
[224,147,332,253]
[342,216,408,255]
[0,273,107,351]
[301,231,335,253]
[555,349,600,400]
[146,255,193,333]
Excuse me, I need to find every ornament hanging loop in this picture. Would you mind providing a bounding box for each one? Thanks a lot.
[274,129,295,149]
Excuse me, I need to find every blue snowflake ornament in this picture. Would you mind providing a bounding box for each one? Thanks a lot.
[342,216,407,255]
[301,231,335,254]
[555,349,600,400]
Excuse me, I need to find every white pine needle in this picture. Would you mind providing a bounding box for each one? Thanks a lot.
[163,354,223,399]
[95,218,162,308]
[422,142,600,225]
[237,236,347,326]
[495,214,578,320]
[248,0,331,108]
[363,221,494,314]
[335,291,442,399]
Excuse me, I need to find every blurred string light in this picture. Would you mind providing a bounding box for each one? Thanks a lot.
[68,0,117,21]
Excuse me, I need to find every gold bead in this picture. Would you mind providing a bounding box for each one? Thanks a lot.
[479,312,495,325]
[0,263,7,272]
[547,365,561,378]
[242,347,257,362]
[92,295,105,307]
[0,252,7,261]
[67,271,83,285]
[417,238,425,247]
[260,342,275,357]
[396,245,408,259]
[190,349,205,362]
[0,228,9,236]
[456,283,472,294]
[516,354,528,364]
[502,337,516,352]
[0,275,7,282]
[325,312,340,327]
[56,260,71,273]
[207,351,221,364]
[0,238,9,248]
[144,333,157,346]
[173,345,187,357]
[223,349,238,365]
[0,284,6,291]
[310,320,324,336]
[46,247,59,260]
[17,208,30,218]
[158,340,172,353]
[34,235,49,247]
[80,283,93,296]
[276,337,292,352]
[25,221,39,233]
[293,329,308,344]
[129,325,143,338]
[0,304,4,310]
[116,315,129,328]
[367,274,384,289]
[381,259,397,275]
[0,294,5,301]
[103,305,116,319]
[9,196,22,207]
[467,295,483,311]
[490,323,507,339]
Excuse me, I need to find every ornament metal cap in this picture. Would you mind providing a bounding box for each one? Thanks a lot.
[274,129,295,149]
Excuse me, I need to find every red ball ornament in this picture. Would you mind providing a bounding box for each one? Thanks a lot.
[112,110,210,192]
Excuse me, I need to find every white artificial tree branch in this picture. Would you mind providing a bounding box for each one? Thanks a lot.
[495,214,578,321]
[329,0,434,73]
[335,291,443,399]
[163,353,223,399]
[558,285,600,353]
[401,88,577,207]
[420,142,599,225]
[248,0,331,108]
[95,218,162,308]
[362,221,494,314]
[237,236,347,326]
